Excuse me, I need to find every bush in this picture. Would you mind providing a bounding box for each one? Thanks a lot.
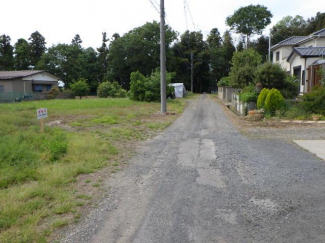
[279,75,299,99]
[217,76,230,87]
[46,87,60,99]
[254,62,286,89]
[56,89,75,99]
[264,88,285,114]
[301,85,325,115]
[239,85,258,103]
[283,105,311,120]
[257,88,270,109]
[70,78,89,99]
[129,70,175,102]
[229,48,262,88]
[97,81,127,98]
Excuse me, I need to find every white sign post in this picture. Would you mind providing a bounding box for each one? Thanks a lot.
[37,108,48,132]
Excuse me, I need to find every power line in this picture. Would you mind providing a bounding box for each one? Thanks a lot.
[148,0,159,13]
[184,0,196,31]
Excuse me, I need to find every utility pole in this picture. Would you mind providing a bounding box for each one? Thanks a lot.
[268,32,271,62]
[160,0,167,114]
[191,52,194,93]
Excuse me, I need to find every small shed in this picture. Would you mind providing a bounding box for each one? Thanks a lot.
[169,83,187,98]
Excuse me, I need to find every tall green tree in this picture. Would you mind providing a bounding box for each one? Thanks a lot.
[226,4,273,46]
[229,48,262,88]
[29,31,47,67]
[222,31,236,76]
[97,32,109,80]
[270,15,307,44]
[14,38,30,70]
[0,34,14,71]
[107,21,177,89]
[251,35,269,62]
[71,34,82,46]
[207,28,222,47]
[171,31,210,92]
[306,12,325,34]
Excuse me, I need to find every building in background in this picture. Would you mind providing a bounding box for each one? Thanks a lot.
[271,28,325,94]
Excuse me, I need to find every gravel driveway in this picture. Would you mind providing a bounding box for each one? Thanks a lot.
[62,94,325,243]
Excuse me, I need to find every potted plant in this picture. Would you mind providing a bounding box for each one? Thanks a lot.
[312,114,322,121]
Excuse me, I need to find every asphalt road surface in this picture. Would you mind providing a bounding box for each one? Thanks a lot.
[63,95,325,243]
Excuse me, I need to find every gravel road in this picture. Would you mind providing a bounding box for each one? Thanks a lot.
[62,94,325,243]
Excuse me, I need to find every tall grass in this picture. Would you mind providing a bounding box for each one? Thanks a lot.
[0,97,190,242]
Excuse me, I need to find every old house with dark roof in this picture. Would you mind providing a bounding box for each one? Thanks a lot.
[271,28,325,94]
[0,70,60,102]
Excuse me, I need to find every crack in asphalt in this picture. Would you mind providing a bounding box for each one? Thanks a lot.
[62,95,325,243]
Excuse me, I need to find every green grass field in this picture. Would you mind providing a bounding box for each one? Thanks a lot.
[0,97,191,242]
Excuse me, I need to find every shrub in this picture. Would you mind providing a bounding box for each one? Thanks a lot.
[257,88,270,109]
[301,85,325,115]
[264,88,285,114]
[229,48,262,88]
[129,70,175,102]
[97,81,127,98]
[254,62,286,89]
[283,105,311,120]
[46,87,60,99]
[239,85,258,103]
[279,75,299,99]
[217,76,230,87]
[70,78,89,99]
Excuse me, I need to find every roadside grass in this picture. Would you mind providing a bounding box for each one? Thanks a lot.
[0,97,193,242]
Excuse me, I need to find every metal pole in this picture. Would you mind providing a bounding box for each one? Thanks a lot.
[268,34,271,62]
[160,0,167,114]
[191,52,194,93]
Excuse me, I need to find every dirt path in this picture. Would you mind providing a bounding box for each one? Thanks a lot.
[62,95,325,243]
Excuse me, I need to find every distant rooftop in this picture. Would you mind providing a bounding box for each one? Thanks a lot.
[287,47,325,61]
[0,70,44,80]
[271,28,325,50]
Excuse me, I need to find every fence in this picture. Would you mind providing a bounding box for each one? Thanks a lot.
[0,92,42,103]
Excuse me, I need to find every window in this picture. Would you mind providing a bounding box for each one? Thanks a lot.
[46,85,52,91]
[0,85,4,92]
[33,84,43,92]
[276,51,280,61]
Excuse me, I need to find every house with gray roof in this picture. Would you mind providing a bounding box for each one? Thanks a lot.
[0,70,60,102]
[271,28,325,93]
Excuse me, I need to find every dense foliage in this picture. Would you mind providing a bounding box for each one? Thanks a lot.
[0,11,324,94]
[226,4,273,46]
[257,88,270,109]
[129,70,175,102]
[70,79,90,99]
[239,85,259,103]
[264,88,285,114]
[217,77,230,87]
[271,13,325,45]
[97,81,127,98]
[301,86,325,115]
[229,48,262,88]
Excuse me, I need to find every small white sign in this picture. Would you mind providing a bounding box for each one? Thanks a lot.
[37,108,48,120]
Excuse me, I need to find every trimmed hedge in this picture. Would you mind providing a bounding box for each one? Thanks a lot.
[257,88,270,109]
[264,88,285,114]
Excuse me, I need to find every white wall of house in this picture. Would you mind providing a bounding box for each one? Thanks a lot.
[273,46,292,72]
[316,38,325,46]
[289,55,322,93]
[298,38,325,47]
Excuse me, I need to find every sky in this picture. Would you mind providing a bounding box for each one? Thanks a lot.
[1,0,323,49]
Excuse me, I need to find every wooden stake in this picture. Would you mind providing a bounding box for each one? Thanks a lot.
[40,118,44,133]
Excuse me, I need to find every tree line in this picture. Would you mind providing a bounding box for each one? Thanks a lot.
[0,9,324,93]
